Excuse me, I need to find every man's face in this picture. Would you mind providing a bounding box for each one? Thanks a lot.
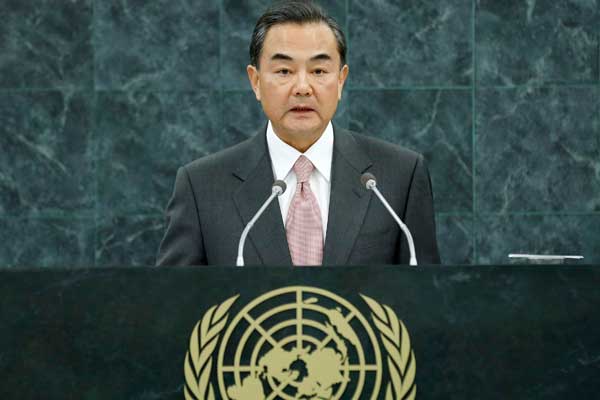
[247,22,349,152]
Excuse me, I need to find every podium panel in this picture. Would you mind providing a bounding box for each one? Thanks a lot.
[1,266,599,399]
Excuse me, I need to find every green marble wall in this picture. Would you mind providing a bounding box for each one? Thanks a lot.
[0,0,599,267]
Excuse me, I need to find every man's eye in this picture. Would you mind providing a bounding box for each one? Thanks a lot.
[277,69,290,75]
[314,69,326,75]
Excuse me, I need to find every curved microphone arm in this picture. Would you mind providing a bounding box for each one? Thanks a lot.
[236,181,287,267]
[361,173,418,266]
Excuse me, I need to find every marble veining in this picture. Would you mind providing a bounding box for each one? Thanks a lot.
[0,218,94,268]
[477,0,598,85]
[476,87,600,212]
[94,0,219,90]
[95,91,221,217]
[0,91,95,216]
[0,1,599,266]
[95,215,165,267]
[436,215,474,264]
[0,0,93,89]
[348,0,472,87]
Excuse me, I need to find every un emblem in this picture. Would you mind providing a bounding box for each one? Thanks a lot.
[184,287,416,400]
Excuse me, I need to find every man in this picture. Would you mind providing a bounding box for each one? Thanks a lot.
[157,0,440,266]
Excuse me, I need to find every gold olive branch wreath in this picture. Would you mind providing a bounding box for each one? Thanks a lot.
[362,294,417,400]
[184,295,238,400]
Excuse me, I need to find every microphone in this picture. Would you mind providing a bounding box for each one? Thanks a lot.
[236,180,287,267]
[361,173,418,266]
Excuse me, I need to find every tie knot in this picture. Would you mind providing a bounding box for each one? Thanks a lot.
[293,155,314,183]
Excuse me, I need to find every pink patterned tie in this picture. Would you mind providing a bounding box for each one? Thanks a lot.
[286,156,324,266]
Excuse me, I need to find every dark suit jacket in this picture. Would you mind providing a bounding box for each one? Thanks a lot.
[156,126,440,266]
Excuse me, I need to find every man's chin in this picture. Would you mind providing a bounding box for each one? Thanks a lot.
[282,118,324,133]
[283,125,324,138]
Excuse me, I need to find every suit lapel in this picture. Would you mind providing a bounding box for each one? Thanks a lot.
[323,127,373,265]
[231,126,372,266]
[232,129,292,266]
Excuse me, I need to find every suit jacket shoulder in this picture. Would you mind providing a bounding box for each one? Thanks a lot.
[331,128,440,265]
[347,130,421,171]
[183,134,265,180]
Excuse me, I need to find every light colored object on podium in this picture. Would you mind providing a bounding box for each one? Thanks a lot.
[508,254,584,264]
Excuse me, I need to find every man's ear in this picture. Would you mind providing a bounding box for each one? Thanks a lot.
[246,65,261,101]
[338,64,349,100]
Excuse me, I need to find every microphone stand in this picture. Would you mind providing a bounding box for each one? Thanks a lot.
[236,181,286,267]
[363,174,418,266]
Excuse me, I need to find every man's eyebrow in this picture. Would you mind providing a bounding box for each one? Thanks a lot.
[270,53,293,61]
[269,53,334,62]
[310,53,333,62]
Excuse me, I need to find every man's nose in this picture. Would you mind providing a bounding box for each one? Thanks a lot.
[293,72,312,96]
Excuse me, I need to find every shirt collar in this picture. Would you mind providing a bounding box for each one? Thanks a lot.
[266,121,334,182]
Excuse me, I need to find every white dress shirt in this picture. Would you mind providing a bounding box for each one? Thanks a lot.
[266,121,333,240]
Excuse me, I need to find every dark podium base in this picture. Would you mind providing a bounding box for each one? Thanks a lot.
[1,265,599,399]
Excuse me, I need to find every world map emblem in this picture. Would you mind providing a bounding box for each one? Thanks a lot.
[184,286,416,399]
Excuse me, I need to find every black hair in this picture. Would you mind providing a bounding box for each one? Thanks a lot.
[249,0,347,69]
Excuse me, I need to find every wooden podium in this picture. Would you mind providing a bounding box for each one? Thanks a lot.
[2,265,599,399]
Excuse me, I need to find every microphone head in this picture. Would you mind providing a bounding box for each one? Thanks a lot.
[272,180,287,195]
[360,172,377,189]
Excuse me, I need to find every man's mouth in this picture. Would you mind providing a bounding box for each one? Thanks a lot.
[290,106,315,113]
